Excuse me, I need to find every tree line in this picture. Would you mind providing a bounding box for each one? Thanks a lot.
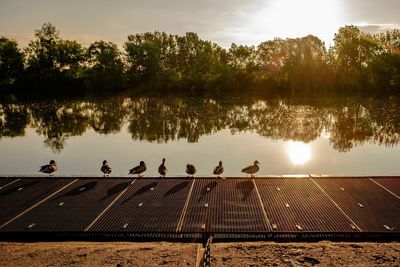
[1,23,399,97]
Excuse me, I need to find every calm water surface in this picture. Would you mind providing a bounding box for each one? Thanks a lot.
[1,96,399,176]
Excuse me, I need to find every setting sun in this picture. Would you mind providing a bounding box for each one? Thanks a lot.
[287,141,311,165]
[243,0,344,45]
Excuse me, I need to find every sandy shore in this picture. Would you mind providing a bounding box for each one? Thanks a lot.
[212,242,400,266]
[1,241,399,266]
[0,242,197,267]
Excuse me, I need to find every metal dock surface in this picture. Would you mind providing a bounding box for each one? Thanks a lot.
[0,176,399,242]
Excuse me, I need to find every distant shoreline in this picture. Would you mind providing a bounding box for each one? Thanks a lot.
[2,24,400,98]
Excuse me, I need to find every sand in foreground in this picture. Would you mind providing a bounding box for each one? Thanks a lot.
[1,241,399,266]
[0,242,197,267]
[212,242,400,266]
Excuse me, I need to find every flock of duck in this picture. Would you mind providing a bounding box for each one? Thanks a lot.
[39,159,261,178]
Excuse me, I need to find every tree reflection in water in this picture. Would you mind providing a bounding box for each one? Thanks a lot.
[0,96,399,153]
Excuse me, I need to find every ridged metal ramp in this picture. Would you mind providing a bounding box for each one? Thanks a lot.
[0,176,399,242]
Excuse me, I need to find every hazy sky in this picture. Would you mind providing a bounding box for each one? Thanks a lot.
[1,0,399,48]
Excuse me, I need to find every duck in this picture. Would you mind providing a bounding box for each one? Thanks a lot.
[241,160,260,177]
[213,160,224,178]
[39,160,58,176]
[186,164,196,177]
[129,161,146,177]
[101,160,112,176]
[158,158,167,177]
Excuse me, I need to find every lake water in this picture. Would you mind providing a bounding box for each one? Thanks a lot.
[1,96,399,177]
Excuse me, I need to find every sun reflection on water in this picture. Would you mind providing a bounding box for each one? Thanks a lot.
[287,141,311,165]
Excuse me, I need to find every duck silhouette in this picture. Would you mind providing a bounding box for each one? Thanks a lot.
[129,161,146,177]
[158,158,167,177]
[101,160,112,176]
[241,160,260,177]
[213,160,224,179]
[39,160,57,176]
[186,164,196,177]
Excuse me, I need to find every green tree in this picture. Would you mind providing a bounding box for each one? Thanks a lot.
[332,25,379,90]
[227,43,259,88]
[57,39,85,78]
[368,30,400,91]
[124,32,165,79]
[0,37,24,89]
[258,38,288,84]
[176,32,226,89]
[285,35,330,92]
[85,40,125,90]
[258,36,331,93]
[124,31,227,92]
[25,23,61,82]
[24,23,85,91]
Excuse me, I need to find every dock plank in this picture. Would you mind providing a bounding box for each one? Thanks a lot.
[1,179,132,232]
[313,178,400,232]
[0,178,74,226]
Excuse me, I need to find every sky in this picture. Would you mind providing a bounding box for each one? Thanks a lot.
[0,0,399,48]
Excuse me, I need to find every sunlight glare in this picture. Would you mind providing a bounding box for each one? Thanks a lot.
[240,0,344,45]
[287,141,311,165]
